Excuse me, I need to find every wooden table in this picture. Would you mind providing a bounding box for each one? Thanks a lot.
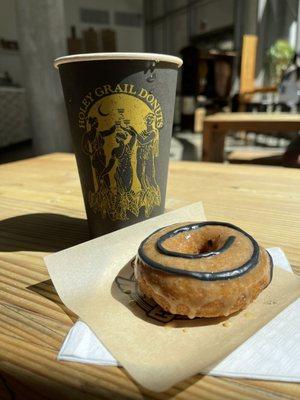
[1,153,300,400]
[202,112,300,162]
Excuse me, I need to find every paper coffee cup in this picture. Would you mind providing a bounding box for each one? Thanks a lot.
[54,52,182,237]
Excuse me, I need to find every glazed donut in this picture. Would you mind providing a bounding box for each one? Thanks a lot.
[134,221,273,318]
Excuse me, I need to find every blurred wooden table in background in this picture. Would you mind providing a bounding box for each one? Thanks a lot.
[202,113,300,162]
[0,153,300,400]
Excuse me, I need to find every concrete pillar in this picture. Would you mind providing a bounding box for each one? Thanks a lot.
[234,0,258,50]
[15,0,72,154]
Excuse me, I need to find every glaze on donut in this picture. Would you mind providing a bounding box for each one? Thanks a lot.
[134,221,273,318]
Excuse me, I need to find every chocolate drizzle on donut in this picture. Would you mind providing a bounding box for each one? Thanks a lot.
[138,221,261,281]
[266,250,274,283]
[157,230,236,259]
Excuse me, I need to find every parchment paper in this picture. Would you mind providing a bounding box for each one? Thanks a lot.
[45,203,300,392]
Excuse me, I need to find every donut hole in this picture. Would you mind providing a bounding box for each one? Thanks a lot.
[200,238,215,253]
[163,231,225,255]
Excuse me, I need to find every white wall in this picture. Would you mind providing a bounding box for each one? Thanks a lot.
[147,0,234,56]
[63,0,144,52]
[0,0,144,87]
[0,0,23,85]
[0,0,17,38]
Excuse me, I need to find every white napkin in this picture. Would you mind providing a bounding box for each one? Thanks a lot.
[58,248,300,382]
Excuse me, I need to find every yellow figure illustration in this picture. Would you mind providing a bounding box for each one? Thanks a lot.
[82,116,117,217]
[99,128,139,219]
[82,92,162,221]
[122,113,161,217]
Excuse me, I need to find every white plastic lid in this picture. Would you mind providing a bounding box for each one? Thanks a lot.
[54,52,183,69]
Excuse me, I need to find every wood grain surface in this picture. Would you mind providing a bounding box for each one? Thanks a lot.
[204,112,300,123]
[0,153,300,400]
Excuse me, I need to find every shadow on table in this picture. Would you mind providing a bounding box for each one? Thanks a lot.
[0,213,208,398]
[1,213,88,322]
[0,213,89,253]
[0,213,90,321]
[112,260,232,328]
[27,279,77,324]
[0,363,204,400]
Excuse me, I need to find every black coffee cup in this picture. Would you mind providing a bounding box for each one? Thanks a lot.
[54,53,182,237]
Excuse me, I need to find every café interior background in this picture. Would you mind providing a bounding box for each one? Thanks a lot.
[0,0,299,166]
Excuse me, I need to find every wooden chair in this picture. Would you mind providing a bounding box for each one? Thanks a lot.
[238,34,277,109]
